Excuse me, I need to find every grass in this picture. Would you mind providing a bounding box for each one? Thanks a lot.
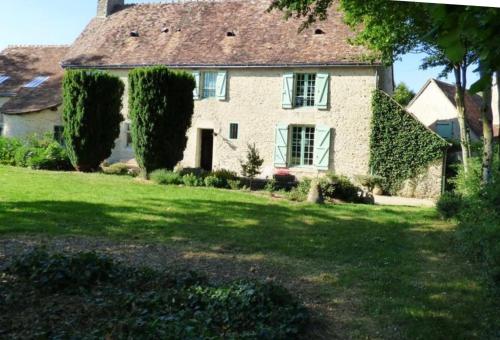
[0,165,498,338]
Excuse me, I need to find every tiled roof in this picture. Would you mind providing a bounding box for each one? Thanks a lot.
[0,46,68,114]
[62,0,373,68]
[433,79,488,138]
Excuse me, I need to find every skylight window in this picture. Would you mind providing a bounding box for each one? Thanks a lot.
[0,74,10,85]
[23,76,49,88]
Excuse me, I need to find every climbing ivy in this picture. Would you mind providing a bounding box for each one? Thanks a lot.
[370,90,449,194]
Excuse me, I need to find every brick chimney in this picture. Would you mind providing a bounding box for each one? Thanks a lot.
[97,0,124,18]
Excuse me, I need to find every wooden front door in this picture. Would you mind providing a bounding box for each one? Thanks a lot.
[200,129,214,171]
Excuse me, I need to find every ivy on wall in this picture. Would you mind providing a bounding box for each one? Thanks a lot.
[370,90,449,194]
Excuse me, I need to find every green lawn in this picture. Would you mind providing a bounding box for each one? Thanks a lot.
[0,166,498,338]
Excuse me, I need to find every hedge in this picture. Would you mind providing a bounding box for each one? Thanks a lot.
[370,90,449,193]
[128,66,195,175]
[62,70,124,172]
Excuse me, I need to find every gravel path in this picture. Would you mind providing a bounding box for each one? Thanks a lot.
[374,195,435,207]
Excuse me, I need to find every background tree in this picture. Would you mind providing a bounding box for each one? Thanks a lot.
[128,66,195,177]
[268,0,474,171]
[62,70,124,172]
[393,82,415,106]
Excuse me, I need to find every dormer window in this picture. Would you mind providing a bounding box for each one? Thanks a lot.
[0,74,10,85]
[23,76,49,88]
[227,31,236,37]
[130,31,139,37]
[161,27,169,33]
[314,29,325,35]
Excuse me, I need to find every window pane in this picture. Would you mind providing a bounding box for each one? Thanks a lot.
[202,72,217,98]
[294,74,316,107]
[229,123,238,139]
[304,127,315,165]
[290,126,315,166]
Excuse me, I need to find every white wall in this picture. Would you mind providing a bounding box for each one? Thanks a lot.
[2,107,62,138]
[407,80,475,140]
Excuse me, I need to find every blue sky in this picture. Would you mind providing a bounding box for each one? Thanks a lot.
[0,0,479,92]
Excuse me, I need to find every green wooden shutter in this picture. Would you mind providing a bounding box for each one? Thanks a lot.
[216,71,227,100]
[274,123,289,167]
[192,71,200,100]
[282,73,294,109]
[314,124,331,170]
[315,73,329,109]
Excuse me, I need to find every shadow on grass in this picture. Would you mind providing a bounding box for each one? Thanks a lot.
[0,199,497,338]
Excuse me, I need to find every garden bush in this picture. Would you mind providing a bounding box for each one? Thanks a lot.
[227,179,242,190]
[62,70,124,172]
[436,192,464,219]
[150,169,183,185]
[288,179,312,202]
[182,173,202,187]
[323,173,363,203]
[0,134,72,171]
[2,250,309,339]
[211,168,238,187]
[102,163,138,177]
[0,136,22,165]
[451,157,500,287]
[204,175,226,188]
[129,66,195,175]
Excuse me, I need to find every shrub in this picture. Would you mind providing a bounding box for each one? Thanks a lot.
[4,134,71,170]
[355,174,384,192]
[0,136,22,165]
[204,175,226,188]
[288,178,311,202]
[324,173,362,203]
[150,169,183,185]
[436,192,464,219]
[102,163,138,177]
[452,157,483,198]
[178,167,208,178]
[3,250,309,339]
[227,179,241,190]
[241,143,264,185]
[264,179,277,192]
[212,169,238,187]
[129,66,195,175]
[370,90,449,194]
[62,70,124,172]
[183,173,202,186]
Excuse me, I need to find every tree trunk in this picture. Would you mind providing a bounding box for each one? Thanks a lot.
[480,68,494,185]
[453,63,470,171]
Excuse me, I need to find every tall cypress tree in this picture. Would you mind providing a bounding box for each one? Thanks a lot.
[128,66,195,176]
[62,70,124,172]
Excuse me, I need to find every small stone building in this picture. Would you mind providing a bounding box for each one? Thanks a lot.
[0,46,68,141]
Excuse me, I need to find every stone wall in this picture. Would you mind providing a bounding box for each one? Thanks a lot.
[109,67,380,180]
[396,159,444,199]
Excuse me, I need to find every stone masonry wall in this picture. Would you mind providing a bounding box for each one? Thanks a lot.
[109,67,379,180]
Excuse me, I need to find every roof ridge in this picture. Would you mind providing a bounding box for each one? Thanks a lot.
[5,44,70,49]
[125,0,262,6]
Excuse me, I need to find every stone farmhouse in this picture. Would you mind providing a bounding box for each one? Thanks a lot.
[1,0,394,180]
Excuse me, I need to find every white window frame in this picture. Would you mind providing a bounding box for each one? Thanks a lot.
[294,74,316,108]
[202,72,217,99]
[289,125,315,167]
